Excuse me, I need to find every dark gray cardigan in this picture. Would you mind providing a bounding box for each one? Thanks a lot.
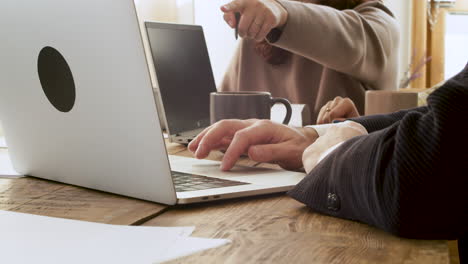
[289,63,468,262]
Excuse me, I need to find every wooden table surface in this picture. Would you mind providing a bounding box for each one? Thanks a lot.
[0,143,454,263]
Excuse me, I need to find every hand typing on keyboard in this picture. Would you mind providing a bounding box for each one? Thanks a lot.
[188,119,319,171]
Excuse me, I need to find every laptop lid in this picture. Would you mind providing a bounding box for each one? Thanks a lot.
[0,0,177,204]
[144,22,216,139]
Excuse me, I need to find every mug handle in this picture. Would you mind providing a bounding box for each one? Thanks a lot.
[271,98,292,125]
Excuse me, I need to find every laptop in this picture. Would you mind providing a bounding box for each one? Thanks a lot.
[0,0,305,205]
[145,22,216,144]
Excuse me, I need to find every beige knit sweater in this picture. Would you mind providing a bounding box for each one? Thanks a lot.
[219,0,399,124]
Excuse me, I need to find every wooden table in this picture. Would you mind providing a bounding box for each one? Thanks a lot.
[0,144,455,263]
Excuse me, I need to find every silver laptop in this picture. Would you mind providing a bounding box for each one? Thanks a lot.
[145,22,216,144]
[0,0,305,205]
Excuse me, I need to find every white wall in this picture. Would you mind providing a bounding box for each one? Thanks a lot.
[134,0,178,22]
[445,12,468,79]
[134,0,236,87]
[194,0,238,86]
[384,0,413,87]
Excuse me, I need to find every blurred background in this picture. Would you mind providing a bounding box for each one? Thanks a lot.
[1,0,467,140]
[133,0,468,89]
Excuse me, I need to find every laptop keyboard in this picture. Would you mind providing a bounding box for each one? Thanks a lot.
[171,171,249,192]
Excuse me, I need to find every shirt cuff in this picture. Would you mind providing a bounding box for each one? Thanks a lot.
[317,142,344,164]
[305,123,336,137]
[306,121,369,137]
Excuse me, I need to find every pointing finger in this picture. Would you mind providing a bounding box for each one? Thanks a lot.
[221,0,244,13]
[223,12,237,28]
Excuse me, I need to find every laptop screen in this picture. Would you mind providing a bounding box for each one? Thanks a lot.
[145,22,216,135]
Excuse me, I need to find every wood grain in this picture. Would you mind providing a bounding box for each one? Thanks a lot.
[428,7,446,87]
[0,177,167,225]
[412,0,468,89]
[427,0,468,88]
[448,240,460,264]
[0,141,453,263]
[144,194,449,264]
[411,0,428,89]
[166,141,189,155]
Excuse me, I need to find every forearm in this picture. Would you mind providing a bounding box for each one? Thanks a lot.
[291,125,466,239]
[289,76,468,239]
[296,126,319,143]
[271,0,398,81]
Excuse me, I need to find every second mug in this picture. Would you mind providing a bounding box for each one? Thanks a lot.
[210,91,292,125]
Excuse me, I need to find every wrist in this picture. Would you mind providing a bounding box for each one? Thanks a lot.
[298,127,319,145]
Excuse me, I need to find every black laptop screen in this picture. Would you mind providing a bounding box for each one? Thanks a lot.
[145,23,216,135]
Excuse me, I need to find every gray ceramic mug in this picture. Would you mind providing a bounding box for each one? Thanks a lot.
[210,91,292,124]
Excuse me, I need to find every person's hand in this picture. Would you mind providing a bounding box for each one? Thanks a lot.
[188,119,318,171]
[302,121,367,173]
[316,96,360,124]
[221,0,288,42]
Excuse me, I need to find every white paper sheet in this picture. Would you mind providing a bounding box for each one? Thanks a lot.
[0,137,6,148]
[0,149,23,178]
[0,210,230,264]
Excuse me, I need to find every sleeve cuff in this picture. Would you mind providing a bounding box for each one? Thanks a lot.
[267,0,296,45]
[266,28,283,43]
[317,142,344,164]
[305,123,337,137]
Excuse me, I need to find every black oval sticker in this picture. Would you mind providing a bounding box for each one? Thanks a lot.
[37,46,76,112]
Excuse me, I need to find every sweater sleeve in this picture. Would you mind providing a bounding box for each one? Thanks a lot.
[218,43,242,92]
[288,66,468,240]
[272,0,399,86]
